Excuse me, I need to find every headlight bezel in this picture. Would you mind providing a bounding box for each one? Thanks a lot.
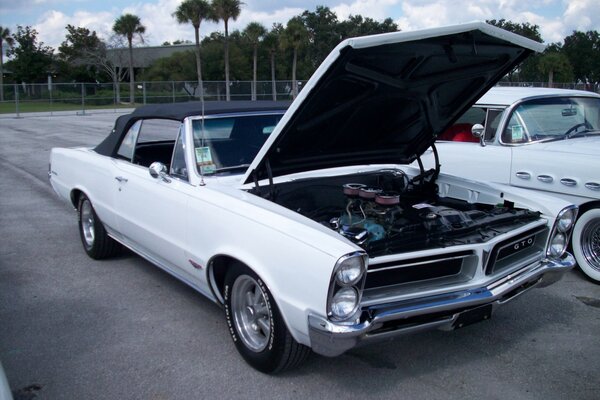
[546,205,578,259]
[327,251,368,322]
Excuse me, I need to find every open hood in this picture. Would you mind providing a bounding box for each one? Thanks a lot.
[243,22,545,185]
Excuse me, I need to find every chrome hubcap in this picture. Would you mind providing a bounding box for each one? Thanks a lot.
[581,219,600,271]
[231,275,271,352]
[81,200,95,248]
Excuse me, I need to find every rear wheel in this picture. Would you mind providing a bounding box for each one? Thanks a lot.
[572,208,600,283]
[224,264,310,373]
[77,194,121,259]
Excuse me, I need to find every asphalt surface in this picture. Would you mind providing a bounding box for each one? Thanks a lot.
[1,112,599,400]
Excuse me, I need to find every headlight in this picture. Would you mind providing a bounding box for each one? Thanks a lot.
[329,287,358,319]
[556,208,576,233]
[335,255,365,285]
[547,233,567,258]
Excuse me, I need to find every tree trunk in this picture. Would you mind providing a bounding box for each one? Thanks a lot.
[270,52,276,101]
[194,26,204,101]
[252,46,257,101]
[224,20,230,101]
[0,42,4,102]
[548,70,554,88]
[128,37,135,104]
[292,47,298,99]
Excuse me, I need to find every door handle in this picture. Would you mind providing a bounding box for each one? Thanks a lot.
[115,176,128,183]
[515,171,531,180]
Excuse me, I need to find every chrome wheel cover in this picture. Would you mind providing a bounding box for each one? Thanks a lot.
[81,200,95,248]
[581,218,600,272]
[231,275,271,352]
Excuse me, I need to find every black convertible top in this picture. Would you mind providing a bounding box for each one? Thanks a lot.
[94,100,291,157]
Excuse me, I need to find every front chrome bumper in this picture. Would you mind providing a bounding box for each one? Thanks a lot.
[308,253,574,357]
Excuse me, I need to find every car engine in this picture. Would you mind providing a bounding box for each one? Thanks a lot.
[251,168,542,257]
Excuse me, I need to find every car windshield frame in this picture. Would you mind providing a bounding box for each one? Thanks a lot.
[498,96,600,145]
[188,111,286,177]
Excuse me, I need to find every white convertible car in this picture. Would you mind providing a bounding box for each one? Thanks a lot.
[429,87,600,282]
[50,23,578,373]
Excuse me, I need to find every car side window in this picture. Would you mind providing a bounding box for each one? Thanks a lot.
[170,127,188,181]
[116,120,142,161]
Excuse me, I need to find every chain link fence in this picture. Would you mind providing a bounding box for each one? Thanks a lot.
[1,80,598,117]
[0,80,306,117]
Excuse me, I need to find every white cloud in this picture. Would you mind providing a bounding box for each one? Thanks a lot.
[34,10,115,50]
[331,0,399,21]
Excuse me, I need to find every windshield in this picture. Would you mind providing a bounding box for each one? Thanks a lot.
[502,96,600,143]
[191,112,284,175]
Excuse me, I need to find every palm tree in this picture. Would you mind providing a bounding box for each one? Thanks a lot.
[173,0,212,99]
[281,17,308,99]
[113,14,146,104]
[0,26,15,102]
[211,0,242,101]
[243,22,266,101]
[263,25,282,101]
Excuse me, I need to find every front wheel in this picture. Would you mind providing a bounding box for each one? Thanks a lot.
[224,264,310,373]
[78,194,121,259]
[572,208,600,283]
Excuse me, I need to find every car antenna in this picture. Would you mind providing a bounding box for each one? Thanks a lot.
[198,87,206,186]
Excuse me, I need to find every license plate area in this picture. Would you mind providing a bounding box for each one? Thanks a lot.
[453,304,493,329]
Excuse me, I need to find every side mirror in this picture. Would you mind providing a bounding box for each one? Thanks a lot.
[471,124,486,147]
[149,162,171,183]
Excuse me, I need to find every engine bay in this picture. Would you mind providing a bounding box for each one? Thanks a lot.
[250,168,542,257]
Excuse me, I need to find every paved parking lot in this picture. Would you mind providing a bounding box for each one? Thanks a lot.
[1,111,599,400]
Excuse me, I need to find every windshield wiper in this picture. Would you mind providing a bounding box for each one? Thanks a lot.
[214,164,251,173]
[566,129,600,139]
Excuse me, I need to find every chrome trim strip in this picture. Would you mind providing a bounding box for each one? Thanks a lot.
[537,175,553,183]
[585,182,600,191]
[515,171,531,180]
[560,178,577,187]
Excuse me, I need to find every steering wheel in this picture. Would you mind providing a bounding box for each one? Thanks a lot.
[565,121,593,136]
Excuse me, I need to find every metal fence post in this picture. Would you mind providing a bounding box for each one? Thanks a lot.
[143,82,147,105]
[172,81,175,103]
[14,84,20,117]
[81,83,86,115]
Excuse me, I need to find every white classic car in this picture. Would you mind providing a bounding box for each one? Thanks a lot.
[50,23,578,373]
[429,87,600,282]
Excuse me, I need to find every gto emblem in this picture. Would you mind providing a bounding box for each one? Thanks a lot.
[513,237,534,251]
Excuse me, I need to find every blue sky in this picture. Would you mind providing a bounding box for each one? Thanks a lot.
[1,0,598,50]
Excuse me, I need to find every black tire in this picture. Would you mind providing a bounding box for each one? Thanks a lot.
[224,263,310,373]
[77,194,121,259]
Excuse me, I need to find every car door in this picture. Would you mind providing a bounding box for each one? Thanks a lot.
[112,119,198,284]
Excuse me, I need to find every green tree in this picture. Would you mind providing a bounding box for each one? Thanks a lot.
[263,24,282,100]
[486,19,544,82]
[0,26,15,101]
[281,17,309,98]
[243,22,266,100]
[211,0,242,101]
[538,51,573,86]
[113,14,146,103]
[338,15,398,40]
[562,30,600,85]
[6,26,54,85]
[58,25,103,82]
[301,6,339,69]
[173,0,213,99]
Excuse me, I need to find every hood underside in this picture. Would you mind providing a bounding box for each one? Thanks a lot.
[244,22,544,184]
